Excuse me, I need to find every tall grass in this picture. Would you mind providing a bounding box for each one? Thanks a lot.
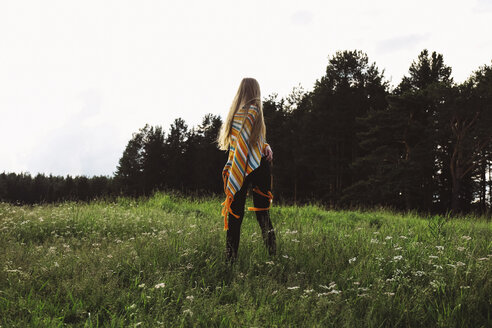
[0,191,490,327]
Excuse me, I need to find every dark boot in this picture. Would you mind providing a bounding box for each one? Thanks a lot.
[256,210,276,256]
[225,237,238,265]
[225,213,242,265]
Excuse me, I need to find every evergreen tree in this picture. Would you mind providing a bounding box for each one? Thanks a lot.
[196,114,225,194]
[302,50,389,204]
[437,63,492,213]
[165,118,188,191]
[114,125,147,196]
[141,125,166,195]
[350,50,453,212]
[263,88,312,204]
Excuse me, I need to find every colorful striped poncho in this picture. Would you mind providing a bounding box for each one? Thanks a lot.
[221,104,269,230]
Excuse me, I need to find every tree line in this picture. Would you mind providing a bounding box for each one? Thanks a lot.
[0,114,226,204]
[2,49,491,216]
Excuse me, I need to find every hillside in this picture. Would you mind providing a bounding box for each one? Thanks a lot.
[0,192,490,327]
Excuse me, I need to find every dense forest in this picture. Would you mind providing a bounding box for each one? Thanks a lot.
[2,49,491,216]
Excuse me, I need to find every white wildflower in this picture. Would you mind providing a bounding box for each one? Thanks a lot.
[436,246,444,251]
[429,255,439,259]
[349,257,357,264]
[399,235,408,239]
[393,255,403,261]
[370,239,379,244]
[304,289,314,293]
[319,282,337,290]
[456,247,465,251]
[138,283,145,288]
[456,261,465,267]
[186,295,194,301]
[385,292,395,296]
[154,282,166,289]
[461,235,471,241]
[317,289,341,296]
[183,309,193,316]
[430,280,444,289]
[287,286,300,290]
[385,236,392,240]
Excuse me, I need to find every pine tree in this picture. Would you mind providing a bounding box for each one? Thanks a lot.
[165,118,188,191]
[302,50,389,205]
[351,50,453,212]
[437,63,492,213]
[114,125,147,196]
[141,125,166,195]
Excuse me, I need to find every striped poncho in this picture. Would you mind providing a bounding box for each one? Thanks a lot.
[221,104,269,230]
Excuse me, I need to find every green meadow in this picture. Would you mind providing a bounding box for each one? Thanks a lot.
[0,191,490,327]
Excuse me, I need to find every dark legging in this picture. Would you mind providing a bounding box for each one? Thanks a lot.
[226,157,276,262]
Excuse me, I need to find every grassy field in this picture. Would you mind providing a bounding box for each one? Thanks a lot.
[0,191,490,327]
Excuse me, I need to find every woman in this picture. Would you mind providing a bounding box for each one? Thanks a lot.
[217,77,276,264]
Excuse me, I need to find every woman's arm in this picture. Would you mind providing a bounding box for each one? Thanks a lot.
[263,144,273,162]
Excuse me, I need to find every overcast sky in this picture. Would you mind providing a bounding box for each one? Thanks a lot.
[1,0,491,177]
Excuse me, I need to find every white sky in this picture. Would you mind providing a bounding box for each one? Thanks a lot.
[1,0,491,177]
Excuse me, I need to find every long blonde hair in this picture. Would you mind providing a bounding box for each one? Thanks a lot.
[217,77,266,151]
